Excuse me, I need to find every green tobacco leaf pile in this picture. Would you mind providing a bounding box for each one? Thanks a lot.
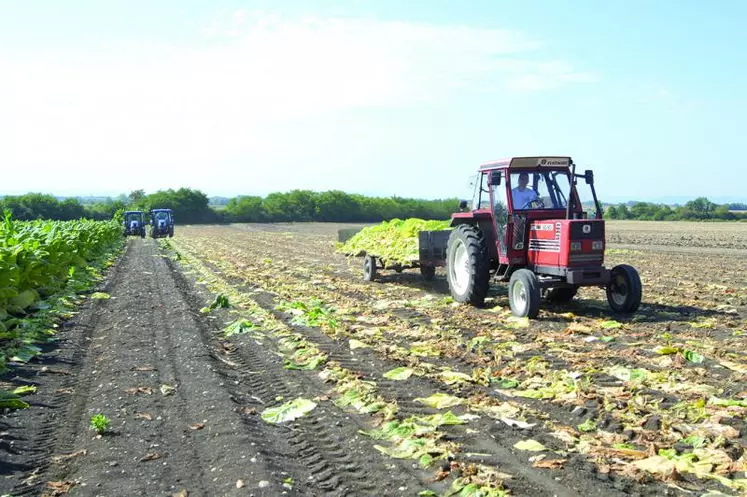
[336,218,450,266]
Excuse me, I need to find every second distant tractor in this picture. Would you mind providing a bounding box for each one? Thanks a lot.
[149,209,174,238]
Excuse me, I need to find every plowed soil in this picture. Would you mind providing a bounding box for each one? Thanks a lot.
[2,220,747,497]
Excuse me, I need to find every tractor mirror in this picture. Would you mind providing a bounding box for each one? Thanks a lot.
[585,170,594,184]
[458,200,468,211]
[488,171,501,185]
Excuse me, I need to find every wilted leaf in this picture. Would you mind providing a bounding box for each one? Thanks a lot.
[577,419,597,432]
[12,385,37,395]
[409,342,441,357]
[654,345,679,355]
[349,339,370,350]
[501,418,536,429]
[565,322,593,334]
[505,316,530,328]
[600,320,623,329]
[709,397,747,408]
[160,384,176,396]
[90,292,111,300]
[514,439,547,452]
[414,393,465,409]
[261,398,317,424]
[533,458,567,469]
[189,423,205,430]
[140,452,162,462]
[383,367,414,380]
[125,387,153,395]
[632,455,676,477]
[46,480,75,494]
[719,360,747,374]
[682,349,704,364]
[416,411,474,426]
[439,370,473,385]
[51,449,87,464]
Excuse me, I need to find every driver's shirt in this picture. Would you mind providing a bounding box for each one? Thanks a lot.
[511,187,538,209]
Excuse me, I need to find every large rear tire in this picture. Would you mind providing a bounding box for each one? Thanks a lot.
[606,264,642,313]
[446,224,490,306]
[508,269,541,318]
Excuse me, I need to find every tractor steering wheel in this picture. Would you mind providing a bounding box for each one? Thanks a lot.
[521,198,545,210]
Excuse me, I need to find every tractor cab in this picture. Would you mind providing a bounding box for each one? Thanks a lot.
[447,156,641,318]
[123,210,146,238]
[149,208,174,238]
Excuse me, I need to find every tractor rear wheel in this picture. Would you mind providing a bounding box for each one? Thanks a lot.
[544,286,578,303]
[508,269,541,318]
[363,255,377,282]
[606,264,642,313]
[446,224,490,306]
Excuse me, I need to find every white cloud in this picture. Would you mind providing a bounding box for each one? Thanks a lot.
[0,11,595,195]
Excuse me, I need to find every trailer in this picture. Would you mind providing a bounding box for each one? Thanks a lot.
[338,228,451,282]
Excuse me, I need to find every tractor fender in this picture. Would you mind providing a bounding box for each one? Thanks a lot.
[448,211,498,261]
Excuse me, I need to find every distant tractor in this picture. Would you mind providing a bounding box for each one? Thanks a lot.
[149,209,174,238]
[345,156,642,319]
[123,211,146,238]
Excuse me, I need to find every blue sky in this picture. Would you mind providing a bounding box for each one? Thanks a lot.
[1,1,744,203]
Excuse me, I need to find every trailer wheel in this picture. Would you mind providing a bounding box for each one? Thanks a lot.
[363,255,377,282]
[606,264,642,313]
[420,265,436,281]
[446,224,490,306]
[544,286,578,303]
[509,269,541,318]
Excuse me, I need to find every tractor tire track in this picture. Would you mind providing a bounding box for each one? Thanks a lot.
[167,253,431,497]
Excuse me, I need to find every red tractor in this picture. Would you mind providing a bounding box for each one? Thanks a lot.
[440,156,642,318]
[346,156,642,319]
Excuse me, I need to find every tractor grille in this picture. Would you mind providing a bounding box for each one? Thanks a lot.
[528,239,560,252]
[569,253,603,265]
[570,222,605,240]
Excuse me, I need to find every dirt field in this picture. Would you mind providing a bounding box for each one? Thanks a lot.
[2,220,746,496]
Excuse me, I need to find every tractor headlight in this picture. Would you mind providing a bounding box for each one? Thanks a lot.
[592,240,603,251]
[570,241,582,252]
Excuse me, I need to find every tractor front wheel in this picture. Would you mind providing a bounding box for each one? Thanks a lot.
[363,255,377,282]
[446,224,490,306]
[606,264,642,313]
[508,269,541,318]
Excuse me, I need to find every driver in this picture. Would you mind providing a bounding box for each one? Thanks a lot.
[512,172,538,209]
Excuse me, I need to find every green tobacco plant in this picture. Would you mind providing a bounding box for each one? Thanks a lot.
[0,211,122,373]
[90,413,111,434]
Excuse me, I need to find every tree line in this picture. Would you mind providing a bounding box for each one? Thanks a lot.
[0,189,461,224]
[603,197,747,221]
[1,190,745,224]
